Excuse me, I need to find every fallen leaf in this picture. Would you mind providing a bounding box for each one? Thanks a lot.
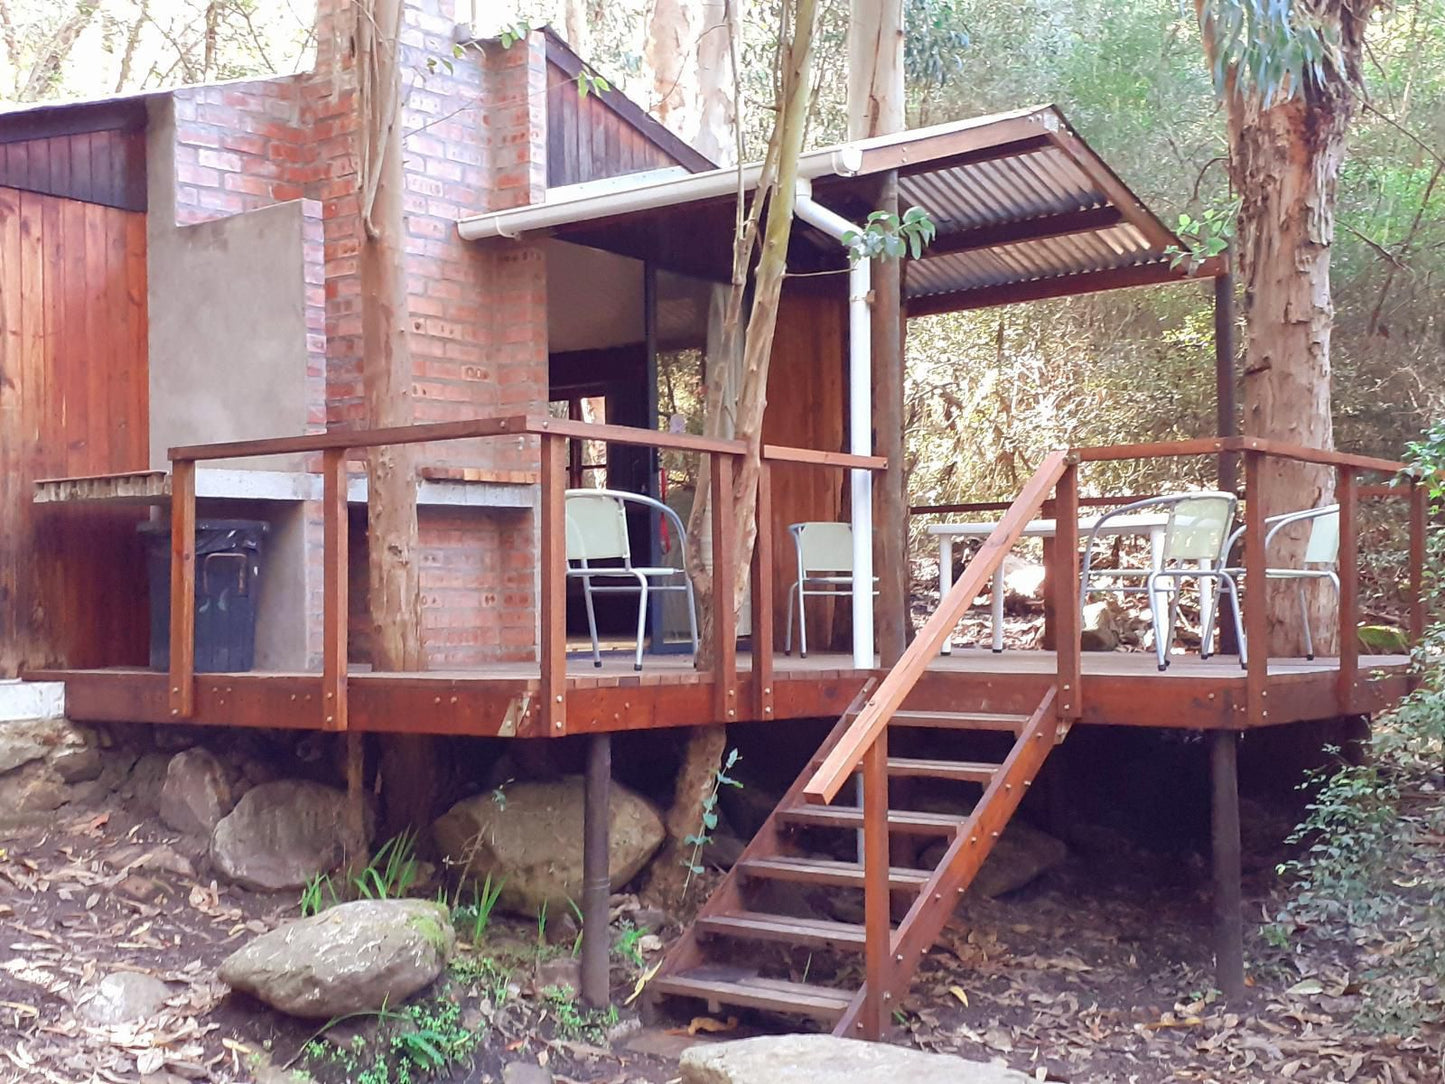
[948,984,969,1007]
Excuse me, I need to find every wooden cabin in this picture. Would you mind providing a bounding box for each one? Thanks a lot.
[1,0,1423,1043]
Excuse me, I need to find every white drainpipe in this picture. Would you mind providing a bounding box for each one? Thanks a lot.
[793,182,874,670]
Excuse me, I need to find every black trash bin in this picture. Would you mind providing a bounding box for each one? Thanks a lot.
[139,519,268,672]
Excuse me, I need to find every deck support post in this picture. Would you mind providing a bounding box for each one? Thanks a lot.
[581,732,612,1009]
[859,729,891,1040]
[1210,728,1245,1000]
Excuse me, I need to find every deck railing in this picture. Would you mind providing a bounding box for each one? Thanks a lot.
[163,414,884,735]
[804,437,1423,1032]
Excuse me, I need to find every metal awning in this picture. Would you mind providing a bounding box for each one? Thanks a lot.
[456,105,1222,314]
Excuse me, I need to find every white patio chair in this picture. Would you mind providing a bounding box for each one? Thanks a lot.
[1203,504,1340,662]
[565,489,698,671]
[1080,492,1246,671]
[783,522,877,659]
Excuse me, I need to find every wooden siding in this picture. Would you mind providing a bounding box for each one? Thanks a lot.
[0,187,150,675]
[546,60,692,187]
[0,129,147,211]
[762,289,849,649]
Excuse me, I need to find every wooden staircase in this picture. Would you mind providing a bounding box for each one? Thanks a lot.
[651,451,1082,1039]
[651,683,1064,1036]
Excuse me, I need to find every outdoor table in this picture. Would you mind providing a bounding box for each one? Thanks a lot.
[927,512,1170,653]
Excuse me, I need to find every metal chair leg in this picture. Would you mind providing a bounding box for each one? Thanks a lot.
[1148,570,1170,670]
[784,587,795,656]
[1297,580,1314,660]
[581,574,602,669]
[797,581,809,659]
[633,573,649,672]
[1221,573,1247,668]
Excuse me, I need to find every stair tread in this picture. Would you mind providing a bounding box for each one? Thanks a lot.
[738,855,931,888]
[892,709,1029,730]
[886,756,1000,781]
[653,968,854,1020]
[781,805,967,834]
[698,910,868,949]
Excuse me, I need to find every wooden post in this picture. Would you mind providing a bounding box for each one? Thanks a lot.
[1210,729,1245,1000]
[751,462,775,719]
[322,448,349,732]
[1337,466,1358,711]
[540,434,567,735]
[711,454,737,720]
[1214,271,1238,492]
[168,458,197,719]
[1409,479,1426,648]
[581,732,612,1009]
[1243,451,1267,725]
[1053,462,1081,721]
[859,730,890,1040]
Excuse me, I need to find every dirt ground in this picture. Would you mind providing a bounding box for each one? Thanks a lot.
[0,767,1439,1084]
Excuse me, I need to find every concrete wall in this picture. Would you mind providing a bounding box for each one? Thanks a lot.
[145,97,317,474]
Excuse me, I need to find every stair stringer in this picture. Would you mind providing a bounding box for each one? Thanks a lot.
[833,686,1063,1037]
[649,680,878,1007]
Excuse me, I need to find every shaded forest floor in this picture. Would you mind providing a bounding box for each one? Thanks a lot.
[0,776,1440,1084]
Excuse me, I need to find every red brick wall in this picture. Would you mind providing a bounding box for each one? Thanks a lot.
[156,0,551,667]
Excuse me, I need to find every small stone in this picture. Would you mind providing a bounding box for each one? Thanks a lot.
[631,906,668,932]
[160,749,234,836]
[502,1063,554,1084]
[80,971,173,1025]
[535,954,582,995]
[218,899,453,1018]
[48,738,103,784]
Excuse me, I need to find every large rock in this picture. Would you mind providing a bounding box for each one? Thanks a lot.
[433,778,664,916]
[79,971,174,1025]
[918,822,1067,900]
[218,899,454,1018]
[160,748,234,836]
[210,780,355,891]
[0,761,71,813]
[680,1035,1033,1084]
[0,717,83,774]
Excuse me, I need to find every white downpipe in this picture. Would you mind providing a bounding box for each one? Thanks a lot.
[793,183,873,670]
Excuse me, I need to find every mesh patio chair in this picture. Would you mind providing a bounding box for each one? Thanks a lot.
[1079,492,1246,671]
[565,489,698,671]
[1202,504,1340,661]
[783,521,877,659]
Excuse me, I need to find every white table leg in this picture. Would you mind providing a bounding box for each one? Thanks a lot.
[939,536,954,655]
[992,565,1005,653]
[1147,526,1167,643]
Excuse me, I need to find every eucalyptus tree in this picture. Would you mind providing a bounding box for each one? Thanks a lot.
[1197,0,1384,652]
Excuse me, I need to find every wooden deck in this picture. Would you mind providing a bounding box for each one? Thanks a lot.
[30,647,1410,738]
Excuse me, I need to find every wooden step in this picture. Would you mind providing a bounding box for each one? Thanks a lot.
[891,709,1030,732]
[886,756,998,783]
[697,910,868,951]
[737,855,931,891]
[780,805,966,835]
[652,967,855,1022]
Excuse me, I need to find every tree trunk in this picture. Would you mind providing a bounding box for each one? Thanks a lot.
[357,0,432,836]
[646,0,693,135]
[695,0,738,166]
[848,0,906,665]
[1200,0,1378,656]
[645,0,819,906]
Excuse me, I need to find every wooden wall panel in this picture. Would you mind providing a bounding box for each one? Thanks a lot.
[761,288,849,650]
[544,56,710,188]
[0,129,146,211]
[0,187,150,675]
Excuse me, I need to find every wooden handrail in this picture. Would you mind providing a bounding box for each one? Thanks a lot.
[802,449,1071,805]
[762,445,888,470]
[911,493,1156,516]
[1073,436,1404,475]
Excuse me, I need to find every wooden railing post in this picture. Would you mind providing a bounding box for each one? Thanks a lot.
[1409,479,1426,649]
[321,447,349,732]
[1053,461,1081,721]
[540,434,567,734]
[1242,451,1267,725]
[1337,466,1358,711]
[859,729,890,1040]
[750,462,774,720]
[711,454,737,720]
[168,458,197,719]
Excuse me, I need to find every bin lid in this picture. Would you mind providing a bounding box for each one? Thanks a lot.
[137,519,271,535]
